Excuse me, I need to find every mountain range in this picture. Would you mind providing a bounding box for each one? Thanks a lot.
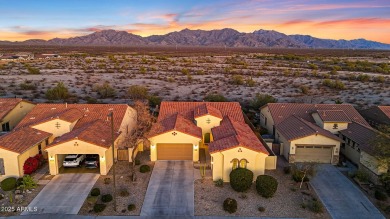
[1,28,389,50]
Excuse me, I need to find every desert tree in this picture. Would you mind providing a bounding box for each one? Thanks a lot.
[93,81,116,98]
[127,85,149,100]
[204,93,228,102]
[292,162,317,189]
[249,93,277,111]
[45,82,69,101]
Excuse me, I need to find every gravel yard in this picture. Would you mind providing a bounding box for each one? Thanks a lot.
[78,151,153,216]
[195,167,331,218]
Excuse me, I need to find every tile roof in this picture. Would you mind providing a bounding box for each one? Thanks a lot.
[17,104,128,131]
[315,110,352,123]
[209,116,269,154]
[48,120,119,149]
[158,102,244,122]
[275,115,342,142]
[378,106,390,119]
[264,103,369,126]
[0,127,51,153]
[0,98,23,120]
[339,122,379,156]
[30,108,84,126]
[148,113,202,139]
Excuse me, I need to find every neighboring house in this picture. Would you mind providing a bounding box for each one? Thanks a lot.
[148,102,275,182]
[0,98,35,133]
[260,103,370,165]
[0,103,136,181]
[359,106,390,128]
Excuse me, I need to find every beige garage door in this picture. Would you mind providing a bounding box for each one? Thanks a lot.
[295,145,333,163]
[157,143,193,160]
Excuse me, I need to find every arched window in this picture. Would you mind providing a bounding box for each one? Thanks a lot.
[239,159,248,169]
[231,159,239,170]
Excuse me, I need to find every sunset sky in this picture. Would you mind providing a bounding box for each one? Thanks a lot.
[1,0,389,43]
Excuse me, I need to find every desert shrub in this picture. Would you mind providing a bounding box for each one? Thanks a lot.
[246,78,256,87]
[214,179,224,187]
[256,175,278,198]
[140,165,151,173]
[127,204,136,211]
[375,190,387,201]
[309,200,323,213]
[357,74,370,82]
[284,166,291,174]
[355,170,369,183]
[90,188,101,196]
[230,168,253,192]
[299,85,309,94]
[127,85,149,100]
[204,93,228,102]
[93,203,106,213]
[27,67,40,75]
[92,81,116,98]
[20,82,36,90]
[101,194,113,203]
[223,198,237,213]
[148,95,162,107]
[380,173,390,194]
[292,170,309,182]
[322,79,345,90]
[23,156,39,174]
[87,196,98,205]
[119,189,129,197]
[45,82,69,100]
[258,206,265,212]
[249,93,277,111]
[134,159,141,165]
[1,177,17,191]
[17,175,37,190]
[231,75,244,85]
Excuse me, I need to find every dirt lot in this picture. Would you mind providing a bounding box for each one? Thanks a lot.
[0,46,389,109]
[78,151,153,216]
[195,166,331,218]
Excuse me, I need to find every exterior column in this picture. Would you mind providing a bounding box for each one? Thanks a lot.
[48,154,58,175]
[193,144,199,162]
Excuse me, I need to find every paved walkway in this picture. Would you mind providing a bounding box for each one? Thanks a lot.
[140,161,194,217]
[21,173,99,215]
[311,164,384,219]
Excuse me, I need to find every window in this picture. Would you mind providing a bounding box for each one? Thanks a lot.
[231,159,239,170]
[204,133,211,144]
[333,124,338,129]
[264,117,267,126]
[0,158,4,175]
[1,122,10,132]
[45,139,49,146]
[239,159,248,168]
[38,144,42,154]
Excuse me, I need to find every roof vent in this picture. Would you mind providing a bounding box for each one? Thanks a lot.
[101,139,106,142]
[299,127,303,130]
[109,108,113,111]
[281,105,285,108]
[51,108,56,110]
[30,117,35,120]
[36,132,41,135]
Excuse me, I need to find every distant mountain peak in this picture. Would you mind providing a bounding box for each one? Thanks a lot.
[0,28,389,49]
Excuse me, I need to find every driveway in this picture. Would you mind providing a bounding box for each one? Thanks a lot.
[311,164,384,219]
[22,173,99,215]
[141,160,194,217]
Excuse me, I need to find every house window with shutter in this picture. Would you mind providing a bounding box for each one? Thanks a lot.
[0,158,5,175]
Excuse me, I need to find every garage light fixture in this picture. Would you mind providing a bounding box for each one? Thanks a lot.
[49,156,54,161]
[100,156,105,161]
[151,145,156,149]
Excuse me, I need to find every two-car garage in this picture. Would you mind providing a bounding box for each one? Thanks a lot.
[156,143,193,160]
[295,145,334,163]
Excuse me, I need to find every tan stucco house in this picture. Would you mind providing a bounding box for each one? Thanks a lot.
[260,103,371,165]
[0,98,35,133]
[148,102,274,182]
[0,103,136,181]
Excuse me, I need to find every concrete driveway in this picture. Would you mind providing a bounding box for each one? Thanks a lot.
[311,164,384,219]
[141,161,194,217]
[22,173,99,215]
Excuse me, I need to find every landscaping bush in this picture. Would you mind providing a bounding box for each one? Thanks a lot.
[230,168,253,192]
[283,166,291,174]
[214,179,224,187]
[140,165,151,173]
[258,206,265,212]
[127,204,136,211]
[120,189,129,197]
[135,159,141,165]
[1,177,17,191]
[34,154,45,168]
[355,170,369,183]
[292,170,309,183]
[375,190,387,201]
[93,203,106,213]
[90,188,101,196]
[87,196,98,205]
[255,175,278,198]
[18,175,37,190]
[223,198,237,214]
[101,194,113,203]
[104,178,111,184]
[23,156,39,174]
[309,200,323,213]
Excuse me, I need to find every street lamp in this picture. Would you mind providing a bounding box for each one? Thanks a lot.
[107,112,117,212]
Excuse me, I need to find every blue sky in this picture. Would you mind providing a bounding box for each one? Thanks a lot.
[0,0,389,43]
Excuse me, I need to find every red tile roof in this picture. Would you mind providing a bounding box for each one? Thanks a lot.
[378,106,390,119]
[30,108,84,126]
[158,102,244,122]
[275,115,342,142]
[17,104,128,131]
[315,110,352,123]
[0,98,24,120]
[0,127,51,153]
[339,122,379,156]
[209,116,269,154]
[264,103,369,126]
[148,113,202,139]
[48,120,120,149]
